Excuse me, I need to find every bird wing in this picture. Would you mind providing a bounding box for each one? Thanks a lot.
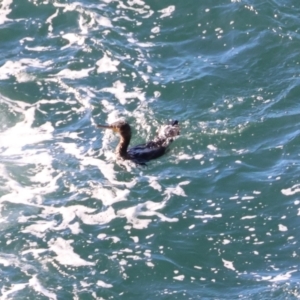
[128,144,167,164]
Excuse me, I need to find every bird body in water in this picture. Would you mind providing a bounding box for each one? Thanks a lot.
[97,120,180,164]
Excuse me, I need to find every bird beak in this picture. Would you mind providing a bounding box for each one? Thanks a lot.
[96,124,118,132]
[97,124,111,129]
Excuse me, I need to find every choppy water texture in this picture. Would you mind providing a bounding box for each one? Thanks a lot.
[1,0,300,299]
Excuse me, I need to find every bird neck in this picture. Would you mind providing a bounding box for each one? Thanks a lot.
[116,133,131,158]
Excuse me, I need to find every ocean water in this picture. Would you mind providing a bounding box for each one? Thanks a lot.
[1,0,300,299]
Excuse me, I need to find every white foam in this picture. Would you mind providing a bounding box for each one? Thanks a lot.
[29,275,57,300]
[96,280,113,288]
[262,270,297,282]
[96,54,120,73]
[95,15,112,28]
[195,214,222,219]
[117,200,178,230]
[173,274,184,281]
[81,156,136,188]
[80,281,93,288]
[159,5,175,18]
[41,206,80,234]
[53,1,83,11]
[151,26,160,33]
[163,182,188,199]
[146,176,162,192]
[117,0,152,18]
[130,236,139,243]
[48,237,95,267]
[100,80,145,104]
[146,261,154,268]
[207,144,217,151]
[77,206,116,225]
[281,184,300,196]
[223,239,231,245]
[241,196,254,200]
[1,167,61,206]
[222,258,235,271]
[0,58,47,80]
[144,249,151,257]
[56,67,93,79]
[97,233,107,240]
[178,154,193,160]
[92,186,130,206]
[179,181,190,186]
[278,224,288,232]
[136,41,154,48]
[41,204,117,233]
[128,0,145,6]
[0,283,27,299]
[20,37,34,45]
[101,99,116,112]
[61,33,85,49]
[97,233,120,243]
[0,0,13,25]
[241,215,256,220]
[0,256,10,267]
[1,117,53,154]
[22,220,57,238]
[22,247,48,260]
[46,9,59,32]
[0,103,59,209]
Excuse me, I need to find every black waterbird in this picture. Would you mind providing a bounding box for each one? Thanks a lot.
[97,120,180,165]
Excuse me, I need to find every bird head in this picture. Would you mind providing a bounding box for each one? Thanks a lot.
[97,120,131,137]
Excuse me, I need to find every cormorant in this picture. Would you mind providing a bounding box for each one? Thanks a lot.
[97,120,179,164]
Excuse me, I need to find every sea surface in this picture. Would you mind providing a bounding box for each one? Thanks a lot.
[1,0,300,299]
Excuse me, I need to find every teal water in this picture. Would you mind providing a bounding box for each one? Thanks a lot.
[1,0,300,299]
